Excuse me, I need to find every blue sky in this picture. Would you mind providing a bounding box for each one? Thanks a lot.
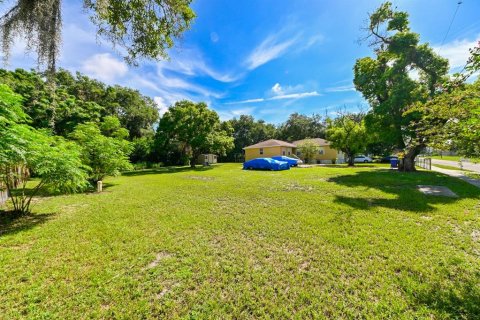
[5,0,480,123]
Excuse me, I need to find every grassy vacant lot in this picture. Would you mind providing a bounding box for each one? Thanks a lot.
[1,164,480,319]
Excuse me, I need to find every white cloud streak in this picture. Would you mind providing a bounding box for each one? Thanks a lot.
[245,34,298,70]
[225,91,320,105]
[157,49,241,83]
[325,85,356,93]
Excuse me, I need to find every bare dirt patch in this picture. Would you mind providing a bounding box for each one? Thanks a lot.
[472,230,480,242]
[283,183,315,192]
[146,252,172,269]
[185,176,215,181]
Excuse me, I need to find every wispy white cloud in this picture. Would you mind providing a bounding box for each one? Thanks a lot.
[225,91,320,105]
[210,32,219,43]
[81,53,128,82]
[157,48,241,83]
[325,85,355,93]
[216,107,256,121]
[229,98,265,104]
[307,35,323,47]
[245,34,298,70]
[270,91,320,100]
[153,68,224,99]
[434,35,480,70]
[270,82,305,95]
[271,83,282,94]
[130,66,223,114]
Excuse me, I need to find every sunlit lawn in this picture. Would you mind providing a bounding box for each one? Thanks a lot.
[1,163,479,318]
[430,155,480,162]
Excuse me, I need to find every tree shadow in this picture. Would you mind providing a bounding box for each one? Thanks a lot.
[122,165,215,177]
[400,270,480,318]
[328,169,480,212]
[322,164,387,168]
[0,212,53,238]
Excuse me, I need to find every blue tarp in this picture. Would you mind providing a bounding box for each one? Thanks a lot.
[271,156,299,167]
[243,158,290,171]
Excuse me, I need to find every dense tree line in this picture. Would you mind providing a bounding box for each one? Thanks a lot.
[0,68,333,170]
[0,68,159,139]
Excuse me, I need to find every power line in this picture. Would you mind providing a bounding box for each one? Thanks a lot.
[439,1,463,50]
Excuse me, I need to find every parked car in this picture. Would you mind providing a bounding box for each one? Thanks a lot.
[288,154,304,165]
[243,158,290,171]
[380,155,399,163]
[354,155,373,163]
[271,156,301,167]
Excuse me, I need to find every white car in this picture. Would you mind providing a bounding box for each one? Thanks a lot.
[354,155,373,163]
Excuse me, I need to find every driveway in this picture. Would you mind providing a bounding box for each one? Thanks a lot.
[431,158,480,173]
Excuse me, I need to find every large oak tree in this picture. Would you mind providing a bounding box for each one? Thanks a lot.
[354,2,449,171]
[156,101,234,167]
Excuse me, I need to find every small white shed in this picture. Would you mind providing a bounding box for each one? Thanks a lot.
[197,154,218,165]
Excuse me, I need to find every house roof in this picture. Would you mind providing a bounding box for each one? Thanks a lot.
[292,138,330,146]
[243,139,297,149]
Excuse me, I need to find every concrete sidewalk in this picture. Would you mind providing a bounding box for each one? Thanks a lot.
[431,158,480,173]
[431,165,480,188]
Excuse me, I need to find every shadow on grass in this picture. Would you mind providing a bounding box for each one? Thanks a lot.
[399,266,480,318]
[328,169,480,212]
[0,212,53,237]
[325,163,389,168]
[122,165,214,177]
[414,278,480,318]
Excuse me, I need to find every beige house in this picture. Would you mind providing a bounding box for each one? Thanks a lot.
[293,138,344,164]
[243,139,297,161]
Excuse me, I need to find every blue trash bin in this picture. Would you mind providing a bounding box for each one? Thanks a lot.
[390,158,398,168]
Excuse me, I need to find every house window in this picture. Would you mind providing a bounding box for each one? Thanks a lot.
[288,151,291,155]
[283,151,286,155]
[259,148,263,155]
[318,148,324,155]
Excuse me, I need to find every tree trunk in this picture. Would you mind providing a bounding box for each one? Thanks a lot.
[348,157,355,166]
[190,155,197,168]
[399,145,423,172]
[346,151,355,166]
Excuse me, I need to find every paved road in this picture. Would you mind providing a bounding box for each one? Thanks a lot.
[430,165,480,188]
[431,158,480,173]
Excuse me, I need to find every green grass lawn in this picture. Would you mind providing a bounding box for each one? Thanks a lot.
[430,155,463,161]
[432,164,467,171]
[1,164,480,319]
[430,155,480,163]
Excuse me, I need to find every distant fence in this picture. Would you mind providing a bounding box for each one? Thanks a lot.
[415,157,432,170]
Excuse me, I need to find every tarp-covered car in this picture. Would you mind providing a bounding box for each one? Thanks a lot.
[243,158,290,171]
[271,156,300,167]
